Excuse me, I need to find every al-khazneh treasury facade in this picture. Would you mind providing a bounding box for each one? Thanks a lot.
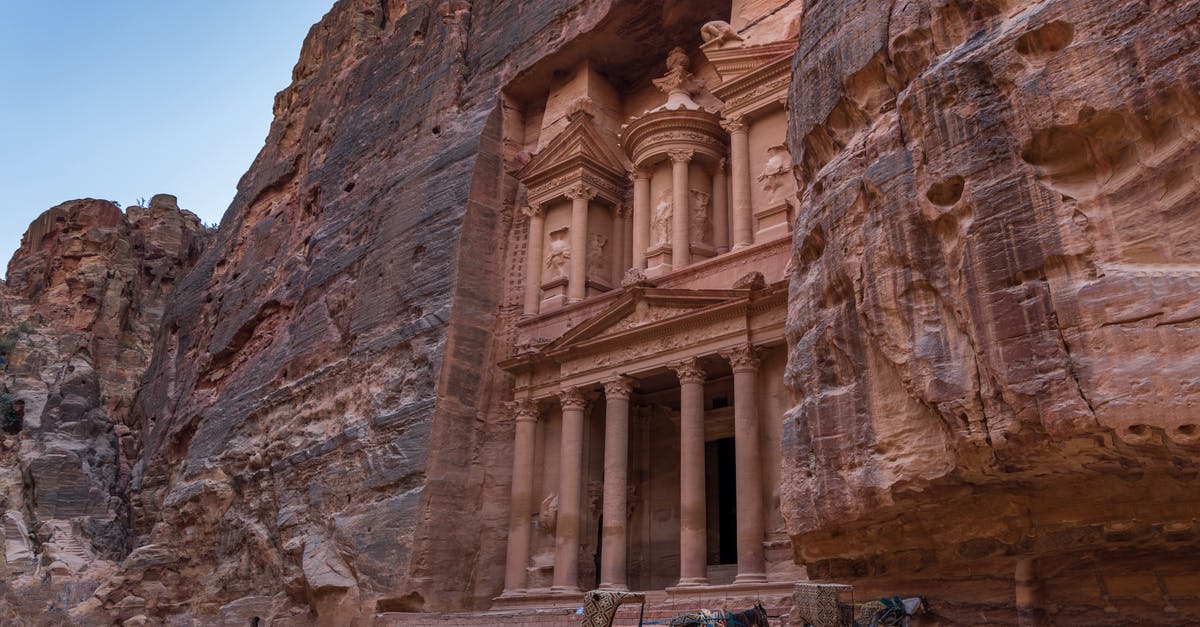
[493,2,806,601]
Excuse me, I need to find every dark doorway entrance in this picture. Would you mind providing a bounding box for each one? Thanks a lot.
[705,437,738,565]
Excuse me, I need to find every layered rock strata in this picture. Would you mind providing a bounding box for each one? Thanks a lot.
[82,1,725,623]
[0,196,211,622]
[784,0,1200,623]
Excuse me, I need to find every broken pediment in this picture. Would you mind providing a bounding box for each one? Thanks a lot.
[518,108,631,207]
[702,39,796,86]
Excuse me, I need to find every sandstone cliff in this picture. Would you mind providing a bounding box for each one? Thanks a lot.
[784,0,1200,623]
[6,0,1196,624]
[0,196,211,621]
[88,0,732,623]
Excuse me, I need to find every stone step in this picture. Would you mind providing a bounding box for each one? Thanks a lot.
[377,600,793,626]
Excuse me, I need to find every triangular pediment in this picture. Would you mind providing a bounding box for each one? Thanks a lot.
[518,111,630,189]
[545,288,748,354]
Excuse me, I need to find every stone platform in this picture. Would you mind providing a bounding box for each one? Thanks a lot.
[379,582,797,626]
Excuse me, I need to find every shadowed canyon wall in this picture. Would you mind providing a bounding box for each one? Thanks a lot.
[784,0,1200,623]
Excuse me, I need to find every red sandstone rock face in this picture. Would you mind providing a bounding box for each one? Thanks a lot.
[0,196,211,621]
[85,1,730,622]
[784,0,1200,623]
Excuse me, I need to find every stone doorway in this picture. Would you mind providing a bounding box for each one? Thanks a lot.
[706,437,738,569]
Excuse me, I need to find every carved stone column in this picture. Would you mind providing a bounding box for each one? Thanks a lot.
[1016,557,1040,627]
[722,345,766,583]
[624,205,634,271]
[723,117,753,249]
[712,159,729,254]
[503,399,540,593]
[632,168,651,270]
[600,377,633,590]
[552,387,588,592]
[611,206,628,286]
[669,149,694,268]
[567,184,597,302]
[522,205,546,315]
[672,358,708,586]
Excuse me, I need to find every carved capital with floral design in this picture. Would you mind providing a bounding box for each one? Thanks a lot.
[721,344,761,372]
[670,358,706,384]
[668,148,695,165]
[720,116,748,134]
[615,204,633,220]
[602,376,635,400]
[558,387,590,411]
[632,165,653,181]
[509,398,541,423]
[521,203,545,219]
[565,183,598,201]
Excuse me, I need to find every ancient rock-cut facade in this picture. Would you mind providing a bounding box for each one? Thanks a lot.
[494,1,805,600]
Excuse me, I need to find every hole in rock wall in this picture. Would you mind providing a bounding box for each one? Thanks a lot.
[1015,20,1074,58]
[926,175,965,206]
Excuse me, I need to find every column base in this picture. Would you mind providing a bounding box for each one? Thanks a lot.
[674,577,710,588]
[733,572,768,585]
[598,583,629,592]
[549,585,582,594]
[731,242,753,252]
[496,588,529,599]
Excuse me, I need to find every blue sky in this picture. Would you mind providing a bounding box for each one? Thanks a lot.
[0,1,333,275]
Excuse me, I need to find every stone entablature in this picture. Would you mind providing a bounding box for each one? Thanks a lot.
[620,110,728,168]
[502,282,786,397]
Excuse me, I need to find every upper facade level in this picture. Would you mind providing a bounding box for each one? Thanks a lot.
[510,11,800,329]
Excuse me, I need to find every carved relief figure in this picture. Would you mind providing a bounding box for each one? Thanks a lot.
[587,233,607,274]
[545,227,570,280]
[758,144,793,205]
[689,189,711,244]
[652,190,672,246]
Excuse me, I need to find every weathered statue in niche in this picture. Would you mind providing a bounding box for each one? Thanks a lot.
[545,227,570,279]
[587,233,607,274]
[689,189,711,244]
[652,190,672,245]
[758,144,794,205]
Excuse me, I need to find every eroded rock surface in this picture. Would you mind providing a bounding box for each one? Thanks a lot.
[784,0,1200,623]
[86,0,721,623]
[0,196,211,621]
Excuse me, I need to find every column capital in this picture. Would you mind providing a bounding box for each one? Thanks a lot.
[508,398,541,423]
[521,203,545,219]
[721,344,761,372]
[558,387,591,410]
[615,204,633,220]
[565,183,598,201]
[668,149,695,165]
[602,376,635,400]
[721,116,748,134]
[670,358,706,384]
[716,157,727,173]
[633,165,653,181]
